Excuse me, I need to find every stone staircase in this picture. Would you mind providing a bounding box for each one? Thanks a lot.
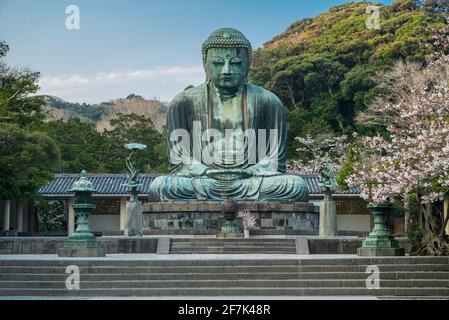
[0,257,448,298]
[169,238,297,254]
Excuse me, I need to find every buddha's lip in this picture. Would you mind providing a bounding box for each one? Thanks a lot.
[219,74,241,79]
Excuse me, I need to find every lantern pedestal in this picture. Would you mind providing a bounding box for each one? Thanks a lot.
[319,188,337,237]
[125,200,144,237]
[58,205,105,257]
[357,203,404,256]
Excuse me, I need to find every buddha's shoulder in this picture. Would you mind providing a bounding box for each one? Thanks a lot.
[248,83,283,106]
[170,84,206,104]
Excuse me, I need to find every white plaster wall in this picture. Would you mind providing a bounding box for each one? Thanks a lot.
[337,214,370,232]
[88,215,120,232]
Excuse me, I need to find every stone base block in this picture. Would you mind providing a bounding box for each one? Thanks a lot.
[216,232,244,239]
[357,247,405,257]
[143,201,319,233]
[125,201,143,237]
[58,247,105,257]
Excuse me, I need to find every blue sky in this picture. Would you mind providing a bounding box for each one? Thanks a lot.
[0,0,393,103]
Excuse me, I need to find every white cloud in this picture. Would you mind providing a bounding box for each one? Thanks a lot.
[38,66,205,103]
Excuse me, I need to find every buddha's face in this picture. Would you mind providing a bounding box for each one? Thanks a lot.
[205,47,249,92]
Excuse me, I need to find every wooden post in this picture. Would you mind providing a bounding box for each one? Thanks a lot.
[2,200,10,231]
[120,197,127,231]
[28,202,37,232]
[16,202,24,232]
[444,197,449,236]
[68,198,75,236]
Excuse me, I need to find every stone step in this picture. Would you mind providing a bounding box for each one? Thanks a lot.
[1,279,448,289]
[1,287,448,297]
[170,243,297,248]
[170,243,297,247]
[169,252,298,255]
[169,249,296,254]
[1,257,447,298]
[379,296,449,300]
[169,239,296,242]
[2,271,449,281]
[169,239,297,254]
[170,244,296,253]
[1,257,447,267]
[1,264,448,274]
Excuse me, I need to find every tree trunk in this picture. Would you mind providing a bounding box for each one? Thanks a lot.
[417,231,449,256]
[416,200,449,256]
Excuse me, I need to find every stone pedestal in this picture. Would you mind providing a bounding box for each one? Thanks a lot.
[143,201,319,234]
[319,189,337,237]
[357,203,405,257]
[58,246,105,257]
[125,200,143,236]
[216,231,244,238]
[357,247,405,256]
[58,220,105,257]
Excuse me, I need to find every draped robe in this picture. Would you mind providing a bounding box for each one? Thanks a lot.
[148,83,309,202]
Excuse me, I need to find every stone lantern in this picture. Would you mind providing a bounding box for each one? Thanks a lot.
[58,170,105,257]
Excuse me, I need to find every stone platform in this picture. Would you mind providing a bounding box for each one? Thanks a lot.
[0,236,409,255]
[142,201,319,233]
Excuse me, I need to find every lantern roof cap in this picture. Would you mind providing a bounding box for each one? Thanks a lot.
[69,170,96,192]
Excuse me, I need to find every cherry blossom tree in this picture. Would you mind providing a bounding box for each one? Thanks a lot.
[238,210,256,230]
[287,133,350,178]
[344,41,449,255]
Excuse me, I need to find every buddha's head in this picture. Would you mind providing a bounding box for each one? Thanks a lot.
[202,28,252,95]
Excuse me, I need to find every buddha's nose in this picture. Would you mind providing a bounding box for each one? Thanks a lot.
[222,61,232,75]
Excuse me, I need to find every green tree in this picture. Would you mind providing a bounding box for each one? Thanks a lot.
[0,42,44,127]
[0,124,60,199]
[0,41,60,200]
[41,117,106,173]
[101,113,168,173]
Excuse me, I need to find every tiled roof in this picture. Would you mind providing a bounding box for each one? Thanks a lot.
[300,174,360,195]
[39,173,360,196]
[39,173,161,196]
